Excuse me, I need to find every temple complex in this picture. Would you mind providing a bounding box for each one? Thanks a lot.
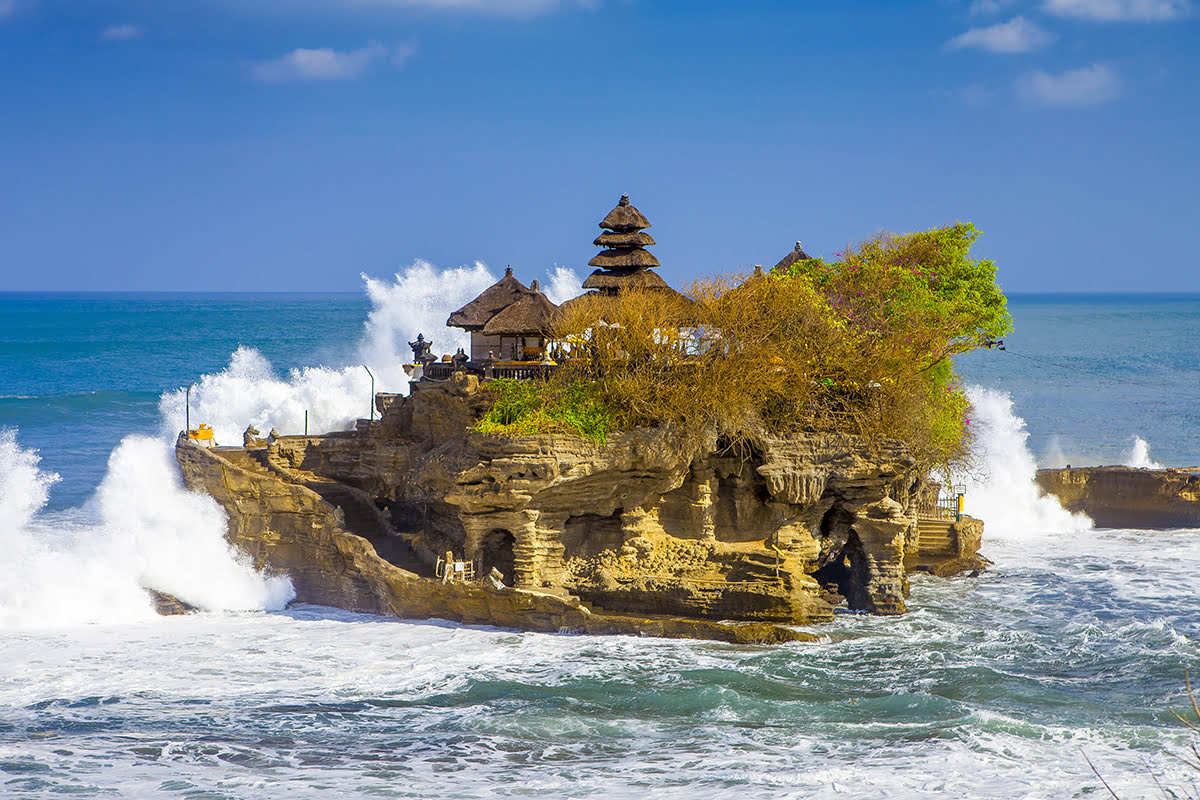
[428,194,801,376]
[174,195,989,644]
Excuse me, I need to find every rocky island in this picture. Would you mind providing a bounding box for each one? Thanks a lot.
[1036,465,1200,528]
[177,196,1003,643]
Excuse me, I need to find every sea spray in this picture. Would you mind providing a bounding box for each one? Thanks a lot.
[158,262,579,443]
[544,265,585,305]
[3,260,576,627]
[359,260,497,388]
[156,346,376,445]
[1123,435,1162,469]
[0,430,292,628]
[95,436,294,611]
[960,386,1091,539]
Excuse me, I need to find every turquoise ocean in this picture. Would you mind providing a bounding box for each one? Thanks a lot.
[2,271,1199,799]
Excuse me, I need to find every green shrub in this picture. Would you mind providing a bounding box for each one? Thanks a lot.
[476,378,613,443]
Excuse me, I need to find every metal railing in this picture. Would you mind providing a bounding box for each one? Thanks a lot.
[918,484,965,522]
[422,361,560,382]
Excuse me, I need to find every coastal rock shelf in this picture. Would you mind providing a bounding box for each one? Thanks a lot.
[176,374,986,643]
[1036,465,1200,529]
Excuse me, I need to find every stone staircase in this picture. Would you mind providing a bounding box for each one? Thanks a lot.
[307,479,426,574]
[915,517,956,557]
[216,447,272,475]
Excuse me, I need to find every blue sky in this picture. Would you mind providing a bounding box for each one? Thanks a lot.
[0,0,1196,292]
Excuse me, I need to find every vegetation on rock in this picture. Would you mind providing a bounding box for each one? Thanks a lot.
[476,378,613,442]
[477,224,1010,470]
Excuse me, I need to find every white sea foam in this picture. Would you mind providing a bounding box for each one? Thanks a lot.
[359,259,497,387]
[1123,434,1162,469]
[0,431,293,628]
[957,386,1092,540]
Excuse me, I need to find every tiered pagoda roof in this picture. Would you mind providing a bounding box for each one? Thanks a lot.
[583,194,666,292]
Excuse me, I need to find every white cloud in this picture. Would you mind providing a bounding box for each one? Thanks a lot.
[271,0,588,16]
[1042,0,1191,20]
[1017,63,1122,105]
[253,42,407,82]
[101,24,144,41]
[970,0,1015,13]
[947,16,1056,52]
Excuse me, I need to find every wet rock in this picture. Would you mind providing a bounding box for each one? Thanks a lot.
[145,589,197,616]
[1036,466,1200,529]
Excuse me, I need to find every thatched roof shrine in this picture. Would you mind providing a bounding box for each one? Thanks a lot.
[481,286,559,336]
[771,241,814,273]
[584,194,669,291]
[447,266,530,331]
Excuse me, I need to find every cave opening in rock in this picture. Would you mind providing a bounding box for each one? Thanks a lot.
[478,528,517,585]
[812,530,873,612]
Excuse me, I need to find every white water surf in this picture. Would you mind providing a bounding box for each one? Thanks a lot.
[0,262,580,629]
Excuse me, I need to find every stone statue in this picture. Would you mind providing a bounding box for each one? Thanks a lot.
[243,425,266,449]
[409,333,436,364]
[451,347,469,371]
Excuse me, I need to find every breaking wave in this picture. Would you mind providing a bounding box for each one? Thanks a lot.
[959,386,1092,540]
[1123,435,1163,469]
[0,261,580,628]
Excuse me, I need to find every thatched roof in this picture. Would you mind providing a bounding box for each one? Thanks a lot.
[594,230,656,248]
[588,248,662,269]
[771,241,814,273]
[582,267,670,291]
[446,266,530,330]
[599,194,651,232]
[481,290,559,336]
[557,286,697,318]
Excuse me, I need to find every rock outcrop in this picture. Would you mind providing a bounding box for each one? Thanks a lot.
[176,373,985,642]
[1036,466,1200,529]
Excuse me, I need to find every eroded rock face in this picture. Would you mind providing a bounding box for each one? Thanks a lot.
[175,436,810,644]
[1036,466,1200,529]
[176,375,984,639]
[267,376,950,620]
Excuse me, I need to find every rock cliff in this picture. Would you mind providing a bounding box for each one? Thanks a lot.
[176,373,985,642]
[1036,466,1200,528]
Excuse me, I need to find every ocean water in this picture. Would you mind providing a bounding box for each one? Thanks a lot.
[1,276,1199,798]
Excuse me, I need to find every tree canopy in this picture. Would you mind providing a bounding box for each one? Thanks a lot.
[476,223,1011,470]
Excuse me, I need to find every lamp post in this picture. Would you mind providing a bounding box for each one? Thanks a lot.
[363,365,375,422]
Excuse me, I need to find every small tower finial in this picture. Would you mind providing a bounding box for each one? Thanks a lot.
[505,265,513,277]
[619,193,630,206]
[530,279,540,292]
